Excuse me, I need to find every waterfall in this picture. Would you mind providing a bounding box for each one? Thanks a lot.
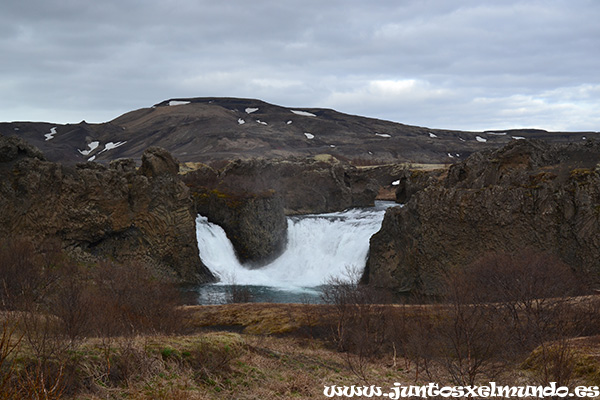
[195,201,396,289]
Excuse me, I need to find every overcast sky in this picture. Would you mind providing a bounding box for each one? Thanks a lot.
[1,0,599,131]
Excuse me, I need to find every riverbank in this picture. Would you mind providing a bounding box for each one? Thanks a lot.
[3,300,600,399]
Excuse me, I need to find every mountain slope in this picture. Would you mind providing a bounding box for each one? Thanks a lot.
[1,97,597,164]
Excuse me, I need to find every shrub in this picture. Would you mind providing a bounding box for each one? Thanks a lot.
[0,238,61,310]
[89,260,185,337]
[439,249,585,385]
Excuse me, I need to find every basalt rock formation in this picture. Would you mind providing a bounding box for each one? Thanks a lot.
[363,139,600,295]
[0,136,214,284]
[186,156,380,215]
[183,164,287,266]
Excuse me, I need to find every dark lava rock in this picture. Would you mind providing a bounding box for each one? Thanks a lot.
[210,156,380,215]
[183,164,288,266]
[363,139,600,295]
[0,137,214,284]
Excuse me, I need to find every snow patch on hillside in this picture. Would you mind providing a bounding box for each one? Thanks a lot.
[169,100,190,106]
[44,127,57,141]
[99,141,127,154]
[291,110,316,117]
[245,107,259,114]
[78,141,100,156]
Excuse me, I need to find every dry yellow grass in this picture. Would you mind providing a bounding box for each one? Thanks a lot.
[49,330,416,399]
[6,301,600,399]
[181,303,335,335]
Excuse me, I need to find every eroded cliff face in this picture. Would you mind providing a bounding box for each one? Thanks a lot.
[0,137,214,284]
[196,157,380,215]
[364,140,600,295]
[186,182,288,266]
[182,156,383,266]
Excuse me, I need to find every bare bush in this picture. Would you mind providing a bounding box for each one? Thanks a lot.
[461,249,582,351]
[90,260,184,337]
[440,249,584,386]
[394,304,437,381]
[0,238,60,310]
[47,262,94,344]
[221,273,253,304]
[436,269,508,385]
[322,267,390,352]
[0,318,22,399]
[321,267,392,381]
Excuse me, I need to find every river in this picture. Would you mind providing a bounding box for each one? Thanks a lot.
[194,201,397,304]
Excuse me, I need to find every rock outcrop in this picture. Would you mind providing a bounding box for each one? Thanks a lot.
[354,163,445,203]
[183,163,287,266]
[182,156,383,266]
[0,136,214,283]
[363,139,600,295]
[195,189,287,266]
[204,156,380,215]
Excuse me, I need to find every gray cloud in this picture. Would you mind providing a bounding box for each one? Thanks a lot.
[1,0,599,131]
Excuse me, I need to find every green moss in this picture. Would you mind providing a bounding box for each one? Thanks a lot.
[160,346,180,360]
[528,171,557,187]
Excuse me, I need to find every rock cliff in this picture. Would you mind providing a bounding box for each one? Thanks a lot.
[363,139,600,295]
[199,156,380,215]
[183,165,288,266]
[0,137,214,284]
[181,156,384,266]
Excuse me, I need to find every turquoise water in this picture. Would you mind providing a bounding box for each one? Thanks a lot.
[195,284,326,305]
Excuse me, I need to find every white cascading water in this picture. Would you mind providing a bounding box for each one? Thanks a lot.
[195,201,396,289]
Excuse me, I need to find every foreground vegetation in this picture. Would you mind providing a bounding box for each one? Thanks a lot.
[2,239,600,399]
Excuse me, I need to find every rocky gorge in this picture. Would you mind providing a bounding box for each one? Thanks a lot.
[2,97,600,294]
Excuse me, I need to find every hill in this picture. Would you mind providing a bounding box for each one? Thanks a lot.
[2,97,597,165]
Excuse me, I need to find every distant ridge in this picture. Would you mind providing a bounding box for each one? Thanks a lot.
[1,97,597,164]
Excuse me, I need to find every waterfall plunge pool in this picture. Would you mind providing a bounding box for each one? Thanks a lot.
[193,201,397,304]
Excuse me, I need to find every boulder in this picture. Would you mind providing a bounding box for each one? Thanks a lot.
[183,164,288,266]
[0,135,46,162]
[139,146,180,177]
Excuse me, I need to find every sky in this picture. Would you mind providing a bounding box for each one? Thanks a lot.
[1,0,599,132]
